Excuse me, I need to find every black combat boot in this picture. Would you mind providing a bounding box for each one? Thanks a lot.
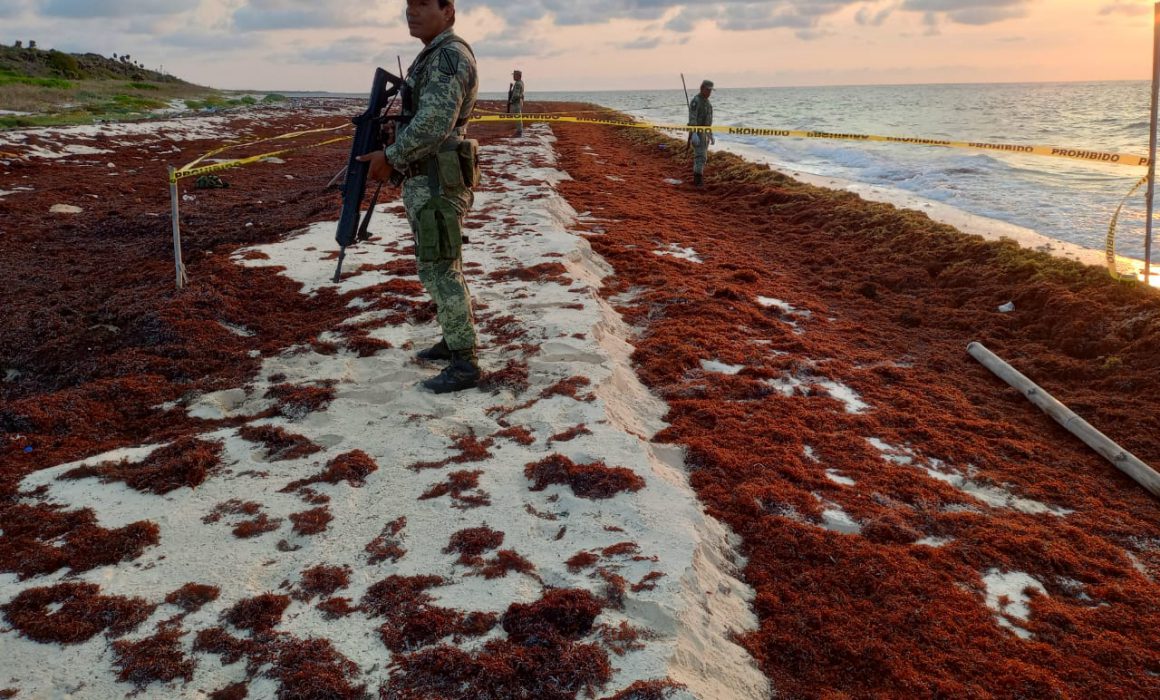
[693,173,703,187]
[416,338,452,362]
[421,350,480,394]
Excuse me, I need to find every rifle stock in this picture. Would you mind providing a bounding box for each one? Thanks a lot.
[334,67,404,282]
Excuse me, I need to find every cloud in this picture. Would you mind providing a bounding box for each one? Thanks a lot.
[158,31,263,52]
[856,2,897,26]
[1099,2,1152,16]
[41,0,188,18]
[0,0,36,19]
[617,36,663,49]
[473,0,865,33]
[472,38,556,60]
[232,0,398,31]
[900,0,1031,26]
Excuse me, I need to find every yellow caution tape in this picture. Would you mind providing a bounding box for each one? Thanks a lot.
[470,114,1151,169]
[172,112,1149,184]
[1106,175,1148,282]
[171,135,352,183]
[179,123,351,173]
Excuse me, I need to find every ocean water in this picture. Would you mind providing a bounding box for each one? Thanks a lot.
[490,82,1156,261]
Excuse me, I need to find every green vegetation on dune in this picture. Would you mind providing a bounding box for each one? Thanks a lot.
[0,44,292,129]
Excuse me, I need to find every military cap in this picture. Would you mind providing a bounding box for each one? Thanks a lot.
[700,79,714,90]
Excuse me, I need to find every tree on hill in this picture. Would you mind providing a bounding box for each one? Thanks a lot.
[0,44,189,85]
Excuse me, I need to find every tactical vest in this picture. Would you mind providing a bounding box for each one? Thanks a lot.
[402,34,476,133]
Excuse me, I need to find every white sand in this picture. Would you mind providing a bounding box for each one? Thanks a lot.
[866,438,1072,517]
[981,569,1047,640]
[0,123,769,699]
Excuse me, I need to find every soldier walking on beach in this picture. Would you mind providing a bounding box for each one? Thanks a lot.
[357,0,482,393]
[508,69,525,136]
[688,79,714,186]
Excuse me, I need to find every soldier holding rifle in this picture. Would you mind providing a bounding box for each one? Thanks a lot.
[357,0,482,394]
[688,79,715,186]
[508,69,525,136]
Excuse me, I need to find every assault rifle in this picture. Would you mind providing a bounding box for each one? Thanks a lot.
[333,66,407,283]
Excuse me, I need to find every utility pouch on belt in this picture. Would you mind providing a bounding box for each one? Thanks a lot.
[417,198,463,262]
[457,139,481,188]
[436,149,465,191]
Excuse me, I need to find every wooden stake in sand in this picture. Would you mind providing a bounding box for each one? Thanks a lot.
[168,165,188,290]
[967,341,1160,499]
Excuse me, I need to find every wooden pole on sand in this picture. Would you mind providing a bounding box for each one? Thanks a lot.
[967,342,1160,499]
[1144,2,1160,283]
[168,166,187,290]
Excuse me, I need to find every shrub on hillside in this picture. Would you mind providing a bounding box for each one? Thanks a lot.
[46,50,80,79]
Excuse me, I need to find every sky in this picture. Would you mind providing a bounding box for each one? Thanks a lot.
[0,0,1156,93]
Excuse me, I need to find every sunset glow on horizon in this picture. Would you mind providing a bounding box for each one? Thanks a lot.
[0,0,1155,93]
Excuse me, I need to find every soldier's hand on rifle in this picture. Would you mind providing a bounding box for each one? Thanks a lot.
[383,120,398,147]
[356,150,396,184]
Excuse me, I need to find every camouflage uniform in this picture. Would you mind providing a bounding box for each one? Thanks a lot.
[688,89,713,178]
[508,77,525,136]
[385,27,479,355]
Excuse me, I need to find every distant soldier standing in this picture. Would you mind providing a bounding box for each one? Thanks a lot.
[358,0,482,393]
[687,79,714,186]
[508,69,525,136]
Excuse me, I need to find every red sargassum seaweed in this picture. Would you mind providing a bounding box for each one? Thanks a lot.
[502,588,603,645]
[59,437,224,494]
[0,503,160,579]
[548,424,592,444]
[566,551,599,573]
[524,454,645,499]
[339,328,394,357]
[195,628,366,698]
[492,425,536,445]
[365,516,407,564]
[631,572,666,593]
[270,638,366,699]
[409,432,494,472]
[2,582,154,644]
[289,507,333,535]
[541,376,596,402]
[194,627,257,666]
[208,682,249,700]
[166,583,221,613]
[478,550,537,580]
[111,624,196,690]
[203,500,262,524]
[604,679,687,699]
[598,621,652,656]
[360,575,497,653]
[295,565,352,602]
[444,526,505,565]
[601,542,640,557]
[233,514,282,539]
[265,382,337,421]
[237,425,322,461]
[223,593,291,633]
[316,597,358,620]
[479,313,530,346]
[384,586,612,698]
[478,358,531,395]
[384,639,611,700]
[487,262,573,286]
[418,469,491,509]
[281,450,379,492]
[552,121,1160,696]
